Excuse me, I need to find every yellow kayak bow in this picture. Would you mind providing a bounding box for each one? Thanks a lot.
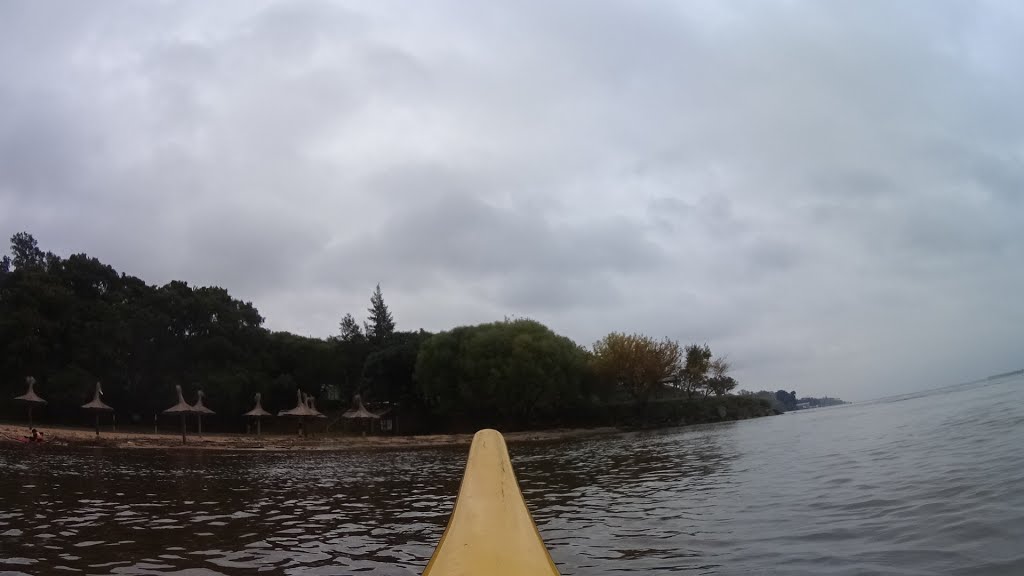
[422,429,561,576]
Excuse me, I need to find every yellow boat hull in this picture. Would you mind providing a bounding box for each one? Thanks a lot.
[422,429,561,576]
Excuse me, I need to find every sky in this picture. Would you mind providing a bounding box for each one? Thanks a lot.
[1,1,1022,401]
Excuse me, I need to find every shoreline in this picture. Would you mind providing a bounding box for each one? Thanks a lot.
[0,422,623,452]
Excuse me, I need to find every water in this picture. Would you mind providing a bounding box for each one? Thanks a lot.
[2,376,1023,575]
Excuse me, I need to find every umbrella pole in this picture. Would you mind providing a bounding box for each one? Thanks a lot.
[28,406,33,429]
[257,417,261,436]
[95,413,100,437]
[181,414,186,444]
[198,415,203,437]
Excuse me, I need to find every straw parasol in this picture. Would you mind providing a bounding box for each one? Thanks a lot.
[192,389,215,435]
[13,376,47,429]
[342,394,379,435]
[278,389,314,436]
[243,392,271,436]
[81,381,114,437]
[342,394,379,419]
[163,385,194,444]
[304,393,326,437]
[306,394,327,419]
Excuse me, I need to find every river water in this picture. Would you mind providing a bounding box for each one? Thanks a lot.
[2,375,1023,575]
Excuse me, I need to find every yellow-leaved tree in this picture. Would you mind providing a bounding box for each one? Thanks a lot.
[590,332,682,404]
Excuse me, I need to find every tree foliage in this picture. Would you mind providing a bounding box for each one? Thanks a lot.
[0,233,412,429]
[590,332,682,403]
[338,313,364,343]
[10,231,46,269]
[364,283,395,347]
[680,343,713,398]
[775,390,798,411]
[1,232,754,433]
[705,356,737,396]
[416,318,590,428]
[363,329,432,404]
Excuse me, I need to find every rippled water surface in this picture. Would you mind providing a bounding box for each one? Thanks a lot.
[3,376,1023,575]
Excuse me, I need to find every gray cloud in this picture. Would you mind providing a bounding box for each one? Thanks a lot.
[2,0,1023,400]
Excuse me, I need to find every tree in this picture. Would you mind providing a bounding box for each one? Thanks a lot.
[705,356,737,396]
[0,230,762,433]
[362,329,432,403]
[1,232,323,428]
[590,332,682,404]
[414,326,468,420]
[0,255,9,294]
[707,375,737,397]
[775,390,798,411]
[364,284,395,347]
[416,319,589,428]
[680,343,712,398]
[10,232,45,269]
[338,313,364,342]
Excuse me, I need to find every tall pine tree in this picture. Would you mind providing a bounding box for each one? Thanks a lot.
[364,283,395,347]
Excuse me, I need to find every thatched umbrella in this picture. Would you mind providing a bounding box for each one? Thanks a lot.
[163,385,194,444]
[278,389,313,436]
[306,394,327,419]
[304,393,327,437]
[342,394,379,419]
[342,394,379,435]
[243,392,271,436]
[81,381,114,437]
[13,376,46,429]
[192,390,215,435]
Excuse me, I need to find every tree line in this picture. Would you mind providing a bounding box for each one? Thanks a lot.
[736,390,847,412]
[1,232,767,432]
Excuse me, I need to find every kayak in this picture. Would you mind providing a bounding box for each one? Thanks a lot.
[422,429,561,576]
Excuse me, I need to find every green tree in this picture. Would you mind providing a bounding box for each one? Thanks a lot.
[775,390,798,411]
[705,356,737,396]
[362,329,432,403]
[0,231,758,433]
[590,332,682,404]
[10,232,45,269]
[338,313,364,342]
[416,319,588,429]
[364,284,395,347]
[681,343,713,399]
[414,325,468,420]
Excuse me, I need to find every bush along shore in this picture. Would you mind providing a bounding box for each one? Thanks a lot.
[1,232,782,440]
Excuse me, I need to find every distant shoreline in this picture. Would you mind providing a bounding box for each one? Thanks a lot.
[0,422,623,452]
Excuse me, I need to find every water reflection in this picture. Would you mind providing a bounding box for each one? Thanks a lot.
[515,426,741,575]
[0,447,466,575]
[0,426,741,575]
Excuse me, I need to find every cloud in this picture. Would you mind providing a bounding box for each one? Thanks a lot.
[2,0,1023,400]
[314,170,666,305]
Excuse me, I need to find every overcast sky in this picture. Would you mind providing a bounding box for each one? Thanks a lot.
[2,1,1022,401]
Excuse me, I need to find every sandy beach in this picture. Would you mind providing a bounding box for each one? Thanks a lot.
[0,422,621,452]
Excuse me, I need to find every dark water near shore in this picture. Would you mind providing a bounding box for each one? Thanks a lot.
[2,376,1023,575]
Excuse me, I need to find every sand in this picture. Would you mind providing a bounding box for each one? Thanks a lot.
[0,422,621,452]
